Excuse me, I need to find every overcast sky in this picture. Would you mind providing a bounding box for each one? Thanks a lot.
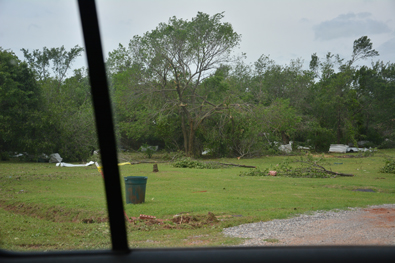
[0,0,394,74]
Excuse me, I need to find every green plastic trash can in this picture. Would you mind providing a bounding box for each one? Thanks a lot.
[124,176,148,204]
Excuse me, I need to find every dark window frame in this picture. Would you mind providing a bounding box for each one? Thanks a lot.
[1,0,395,262]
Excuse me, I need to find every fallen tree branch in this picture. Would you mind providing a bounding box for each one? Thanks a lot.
[218,163,256,168]
[294,160,354,177]
[129,160,167,164]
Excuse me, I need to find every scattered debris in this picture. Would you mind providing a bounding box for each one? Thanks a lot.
[297,146,311,150]
[49,153,63,163]
[56,161,95,167]
[82,218,94,224]
[329,144,374,153]
[140,146,158,152]
[329,144,348,153]
[279,142,292,153]
[202,149,211,155]
[139,214,156,220]
[11,153,25,158]
[124,211,132,224]
[172,212,219,225]
[118,162,132,166]
[346,147,372,153]
[173,212,191,217]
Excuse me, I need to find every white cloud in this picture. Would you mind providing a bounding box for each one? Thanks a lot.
[378,37,395,62]
[314,12,391,40]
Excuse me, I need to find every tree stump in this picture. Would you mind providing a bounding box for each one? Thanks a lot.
[153,164,159,172]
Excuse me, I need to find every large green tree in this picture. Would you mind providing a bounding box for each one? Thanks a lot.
[307,36,379,145]
[110,12,241,156]
[20,46,96,161]
[354,61,395,143]
[0,48,42,155]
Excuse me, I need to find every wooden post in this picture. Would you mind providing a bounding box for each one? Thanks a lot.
[153,164,159,172]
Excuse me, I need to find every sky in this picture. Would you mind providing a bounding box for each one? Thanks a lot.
[0,0,394,74]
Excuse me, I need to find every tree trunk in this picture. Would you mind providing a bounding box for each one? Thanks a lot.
[181,110,188,155]
[281,131,289,144]
[365,114,369,132]
[337,111,342,144]
[187,121,195,157]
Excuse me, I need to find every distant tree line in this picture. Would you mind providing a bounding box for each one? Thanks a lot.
[1,13,394,160]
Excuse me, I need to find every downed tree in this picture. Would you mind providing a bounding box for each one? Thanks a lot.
[129,160,167,164]
[291,160,354,177]
[239,156,354,178]
[172,158,255,169]
[218,163,256,168]
[276,155,354,178]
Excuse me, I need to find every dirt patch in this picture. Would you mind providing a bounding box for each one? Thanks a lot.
[0,201,108,223]
[129,212,220,230]
[363,208,395,226]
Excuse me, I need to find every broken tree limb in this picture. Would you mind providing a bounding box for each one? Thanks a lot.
[129,160,167,165]
[294,160,354,177]
[218,163,256,168]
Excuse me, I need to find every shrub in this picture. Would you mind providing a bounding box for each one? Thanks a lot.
[378,140,395,149]
[1,152,10,161]
[172,158,223,169]
[380,159,395,174]
[139,143,156,159]
[239,168,269,177]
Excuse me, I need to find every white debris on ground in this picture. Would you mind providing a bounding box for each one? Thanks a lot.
[49,153,63,163]
[329,144,373,153]
[278,142,292,153]
[56,161,95,167]
[328,144,348,153]
[140,146,158,152]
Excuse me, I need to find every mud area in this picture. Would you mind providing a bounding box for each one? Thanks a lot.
[223,204,395,246]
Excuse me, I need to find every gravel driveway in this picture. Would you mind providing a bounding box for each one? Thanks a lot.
[223,204,395,246]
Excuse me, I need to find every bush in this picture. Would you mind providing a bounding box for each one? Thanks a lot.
[172,158,223,169]
[163,150,185,161]
[239,168,268,177]
[139,143,156,159]
[378,140,395,149]
[380,159,395,174]
[1,152,10,161]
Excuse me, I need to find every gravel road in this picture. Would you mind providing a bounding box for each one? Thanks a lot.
[223,204,395,246]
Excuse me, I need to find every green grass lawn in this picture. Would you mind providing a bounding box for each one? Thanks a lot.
[1,149,395,251]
